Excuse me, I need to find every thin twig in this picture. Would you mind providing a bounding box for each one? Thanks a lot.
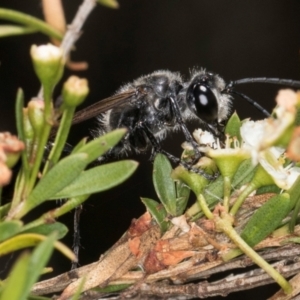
[38,0,97,98]
[59,0,97,60]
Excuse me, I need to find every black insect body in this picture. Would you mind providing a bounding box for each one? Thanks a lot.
[95,71,186,156]
[72,70,232,176]
[70,69,300,176]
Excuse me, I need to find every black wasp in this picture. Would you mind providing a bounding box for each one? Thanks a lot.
[66,69,300,268]
[70,69,300,179]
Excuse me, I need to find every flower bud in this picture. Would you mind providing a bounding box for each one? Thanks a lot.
[28,99,45,136]
[0,132,25,168]
[30,44,64,92]
[0,160,12,186]
[62,76,89,107]
[23,108,34,141]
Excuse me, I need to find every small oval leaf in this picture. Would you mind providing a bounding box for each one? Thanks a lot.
[72,129,126,164]
[225,111,241,141]
[21,222,68,239]
[24,233,58,295]
[0,233,76,261]
[141,198,169,232]
[175,180,190,215]
[0,25,37,37]
[51,160,138,199]
[0,252,30,300]
[16,153,89,218]
[153,154,177,216]
[0,220,22,242]
[241,193,291,247]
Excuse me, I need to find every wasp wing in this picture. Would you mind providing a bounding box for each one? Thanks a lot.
[50,89,138,138]
[72,90,137,125]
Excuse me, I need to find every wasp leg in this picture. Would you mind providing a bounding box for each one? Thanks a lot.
[71,205,82,270]
[167,95,201,164]
[136,122,217,180]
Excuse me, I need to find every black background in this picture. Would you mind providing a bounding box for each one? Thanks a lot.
[1,1,300,299]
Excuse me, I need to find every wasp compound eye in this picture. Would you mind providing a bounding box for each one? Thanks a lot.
[187,83,218,123]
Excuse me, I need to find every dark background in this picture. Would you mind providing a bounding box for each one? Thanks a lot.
[1,1,300,299]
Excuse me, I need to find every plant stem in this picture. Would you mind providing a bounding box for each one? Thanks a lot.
[230,182,256,216]
[10,170,26,209]
[223,176,231,212]
[43,107,75,174]
[21,195,89,231]
[197,194,213,219]
[215,214,292,294]
[60,0,97,60]
[26,87,53,195]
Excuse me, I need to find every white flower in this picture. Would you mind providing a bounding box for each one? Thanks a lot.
[193,129,216,148]
[240,120,265,151]
[30,44,63,62]
[259,150,300,189]
[241,90,296,156]
[241,119,300,189]
[182,128,218,152]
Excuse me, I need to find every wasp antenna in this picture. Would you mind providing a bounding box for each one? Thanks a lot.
[226,89,271,117]
[227,77,300,89]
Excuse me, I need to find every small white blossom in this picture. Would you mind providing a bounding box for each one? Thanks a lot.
[238,90,300,189]
[30,44,63,62]
[193,129,216,147]
[241,90,295,156]
[240,120,265,152]
[259,151,300,189]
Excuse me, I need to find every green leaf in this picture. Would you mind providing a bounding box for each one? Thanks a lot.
[153,154,177,216]
[16,153,89,218]
[71,137,88,154]
[288,175,300,231]
[0,8,63,40]
[21,222,68,239]
[141,198,169,232]
[175,180,190,215]
[15,88,30,175]
[0,252,30,300]
[97,0,119,9]
[72,129,126,164]
[0,221,22,242]
[225,112,242,142]
[0,234,58,300]
[0,233,76,261]
[24,233,57,297]
[231,158,256,189]
[50,160,138,199]
[0,203,11,219]
[241,193,291,247]
[0,25,37,37]
[256,184,280,195]
[203,175,224,205]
